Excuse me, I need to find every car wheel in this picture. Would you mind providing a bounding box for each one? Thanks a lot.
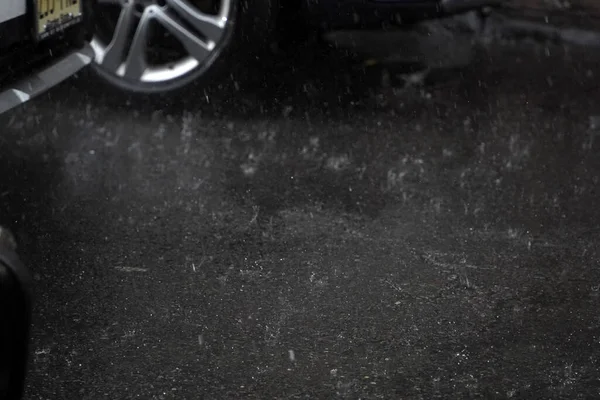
[89,0,278,94]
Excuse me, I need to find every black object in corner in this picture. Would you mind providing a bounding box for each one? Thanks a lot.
[0,232,32,400]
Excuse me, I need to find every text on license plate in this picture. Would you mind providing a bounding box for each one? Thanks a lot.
[37,0,83,40]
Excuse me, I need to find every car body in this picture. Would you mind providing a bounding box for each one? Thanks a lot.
[87,0,502,94]
[1,0,599,113]
[0,0,94,114]
[1,0,499,111]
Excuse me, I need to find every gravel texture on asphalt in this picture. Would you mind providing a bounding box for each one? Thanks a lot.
[1,35,600,399]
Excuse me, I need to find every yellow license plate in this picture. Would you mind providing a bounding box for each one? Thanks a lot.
[36,0,83,40]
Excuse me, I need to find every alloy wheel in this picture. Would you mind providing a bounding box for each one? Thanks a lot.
[90,0,234,92]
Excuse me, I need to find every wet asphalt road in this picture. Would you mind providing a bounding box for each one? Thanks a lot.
[1,35,600,399]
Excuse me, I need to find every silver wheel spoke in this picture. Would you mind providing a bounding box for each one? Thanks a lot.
[100,2,136,71]
[166,0,226,44]
[153,8,213,61]
[122,8,154,79]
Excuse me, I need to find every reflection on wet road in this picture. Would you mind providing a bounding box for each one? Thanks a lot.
[1,38,600,398]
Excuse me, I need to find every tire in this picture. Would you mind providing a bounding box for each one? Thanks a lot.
[83,0,279,99]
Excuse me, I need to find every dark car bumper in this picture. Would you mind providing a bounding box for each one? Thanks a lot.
[0,2,92,115]
[0,42,93,115]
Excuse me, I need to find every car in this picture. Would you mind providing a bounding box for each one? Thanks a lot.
[0,0,94,114]
[87,0,504,94]
[3,0,496,113]
[2,1,599,113]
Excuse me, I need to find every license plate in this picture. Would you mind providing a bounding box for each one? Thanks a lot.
[35,0,83,40]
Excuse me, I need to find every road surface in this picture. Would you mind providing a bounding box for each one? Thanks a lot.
[1,35,599,399]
